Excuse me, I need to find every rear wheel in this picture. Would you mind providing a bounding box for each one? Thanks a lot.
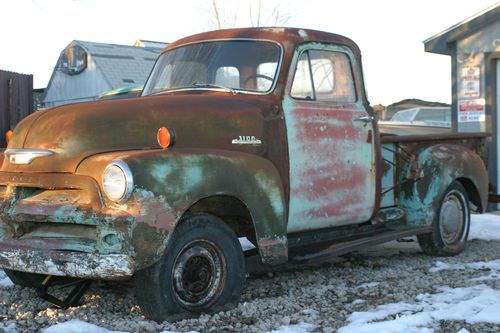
[418,181,470,256]
[135,213,245,322]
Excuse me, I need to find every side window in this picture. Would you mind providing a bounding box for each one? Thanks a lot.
[291,49,356,103]
[291,52,314,99]
[215,66,240,88]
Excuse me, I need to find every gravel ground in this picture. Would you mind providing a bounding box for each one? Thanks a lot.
[1,238,499,333]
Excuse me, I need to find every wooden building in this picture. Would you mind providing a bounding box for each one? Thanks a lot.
[0,70,33,146]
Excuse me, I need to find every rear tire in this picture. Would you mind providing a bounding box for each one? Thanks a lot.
[135,213,245,322]
[418,181,470,256]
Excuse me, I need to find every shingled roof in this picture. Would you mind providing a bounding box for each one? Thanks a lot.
[74,40,164,89]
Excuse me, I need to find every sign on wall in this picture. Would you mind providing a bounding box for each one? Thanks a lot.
[458,98,485,122]
[461,66,480,98]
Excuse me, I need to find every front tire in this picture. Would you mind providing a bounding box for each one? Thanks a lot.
[135,213,245,322]
[418,181,470,256]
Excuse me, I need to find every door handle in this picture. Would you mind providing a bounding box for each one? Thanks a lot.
[353,115,374,123]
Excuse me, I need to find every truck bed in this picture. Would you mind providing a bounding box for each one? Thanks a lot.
[379,130,490,210]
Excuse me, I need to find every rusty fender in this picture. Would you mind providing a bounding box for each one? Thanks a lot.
[398,144,488,226]
[78,148,288,267]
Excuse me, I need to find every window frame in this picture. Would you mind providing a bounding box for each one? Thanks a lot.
[142,38,284,96]
[288,44,358,103]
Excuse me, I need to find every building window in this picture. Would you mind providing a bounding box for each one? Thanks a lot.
[60,45,87,75]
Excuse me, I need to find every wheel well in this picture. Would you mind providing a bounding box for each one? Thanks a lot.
[183,195,257,244]
[456,177,483,212]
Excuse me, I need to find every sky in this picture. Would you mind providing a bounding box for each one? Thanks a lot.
[0,0,498,105]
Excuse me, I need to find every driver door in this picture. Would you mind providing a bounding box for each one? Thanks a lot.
[284,45,376,233]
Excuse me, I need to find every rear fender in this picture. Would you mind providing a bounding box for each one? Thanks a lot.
[399,144,488,226]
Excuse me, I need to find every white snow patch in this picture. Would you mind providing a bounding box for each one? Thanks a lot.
[456,329,470,333]
[41,320,129,333]
[470,213,500,241]
[339,284,500,333]
[239,237,256,251]
[0,269,13,288]
[266,322,316,333]
[0,323,16,333]
[299,309,319,317]
[350,299,366,306]
[430,260,500,281]
[356,282,380,289]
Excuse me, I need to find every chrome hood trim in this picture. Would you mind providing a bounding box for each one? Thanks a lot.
[4,149,55,165]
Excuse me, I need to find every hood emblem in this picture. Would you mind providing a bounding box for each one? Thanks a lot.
[5,149,54,165]
[231,136,262,145]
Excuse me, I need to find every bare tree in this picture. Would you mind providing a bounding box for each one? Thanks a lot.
[248,0,293,27]
[199,0,294,30]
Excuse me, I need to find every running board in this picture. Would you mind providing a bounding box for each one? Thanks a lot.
[246,225,431,275]
[289,225,431,262]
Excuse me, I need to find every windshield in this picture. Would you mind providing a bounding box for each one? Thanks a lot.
[143,40,281,95]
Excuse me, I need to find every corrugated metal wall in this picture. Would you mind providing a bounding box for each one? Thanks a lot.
[0,70,34,147]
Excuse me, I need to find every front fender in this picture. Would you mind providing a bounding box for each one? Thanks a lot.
[399,144,488,226]
[126,149,287,265]
[78,148,288,266]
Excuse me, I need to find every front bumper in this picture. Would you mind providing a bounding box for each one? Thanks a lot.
[0,172,139,279]
[0,243,134,278]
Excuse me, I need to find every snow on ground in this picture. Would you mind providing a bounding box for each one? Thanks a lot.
[0,269,13,288]
[337,213,500,333]
[470,213,500,241]
[356,282,380,289]
[0,322,16,333]
[266,323,316,333]
[39,320,315,333]
[338,284,500,333]
[430,259,500,281]
[41,320,129,333]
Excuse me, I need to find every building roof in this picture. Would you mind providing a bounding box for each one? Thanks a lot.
[74,40,164,89]
[134,39,168,49]
[424,3,500,55]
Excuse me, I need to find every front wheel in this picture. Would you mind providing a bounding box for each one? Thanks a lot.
[135,213,245,322]
[418,181,470,256]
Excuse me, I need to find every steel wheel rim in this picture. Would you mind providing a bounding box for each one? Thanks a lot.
[439,190,467,245]
[172,240,225,308]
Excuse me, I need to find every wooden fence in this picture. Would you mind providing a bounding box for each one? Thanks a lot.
[0,70,34,147]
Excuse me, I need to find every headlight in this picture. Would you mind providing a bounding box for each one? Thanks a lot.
[102,160,133,203]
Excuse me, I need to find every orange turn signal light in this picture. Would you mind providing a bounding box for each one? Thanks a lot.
[5,130,13,144]
[157,127,175,149]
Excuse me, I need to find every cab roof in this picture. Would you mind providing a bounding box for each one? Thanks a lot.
[164,27,361,55]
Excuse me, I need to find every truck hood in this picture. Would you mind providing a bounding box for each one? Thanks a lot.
[2,94,272,173]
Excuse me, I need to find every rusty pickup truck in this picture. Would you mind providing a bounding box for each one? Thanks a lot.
[0,28,489,321]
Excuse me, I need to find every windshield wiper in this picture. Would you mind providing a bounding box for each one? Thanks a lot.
[192,82,237,95]
[148,83,238,96]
